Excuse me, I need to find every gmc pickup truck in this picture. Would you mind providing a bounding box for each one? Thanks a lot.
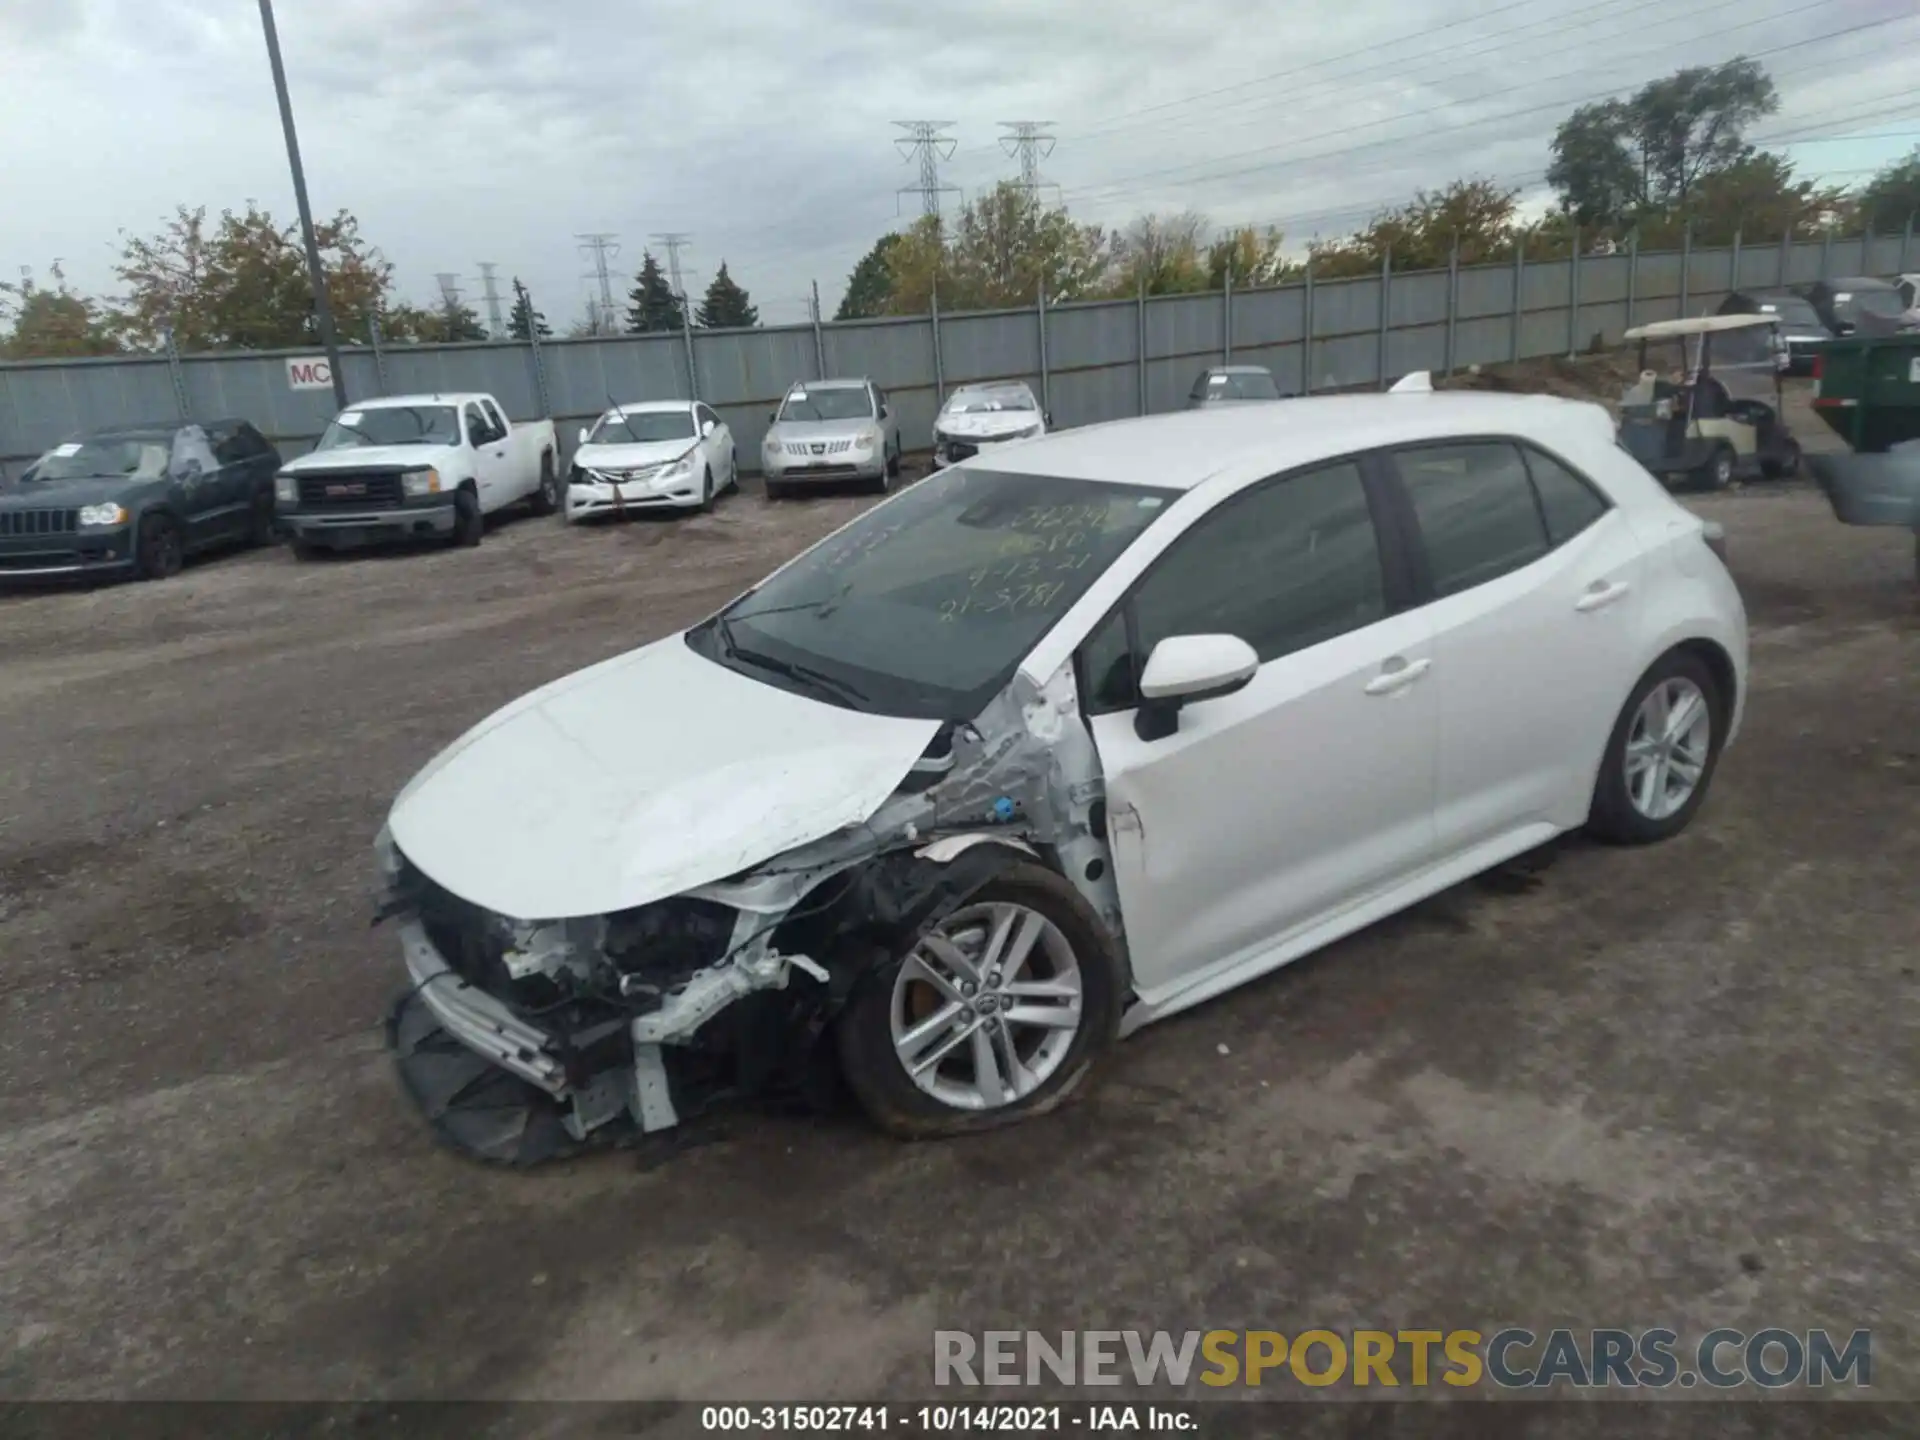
[274,393,559,556]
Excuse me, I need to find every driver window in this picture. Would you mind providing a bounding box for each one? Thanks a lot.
[1079,461,1386,713]
[464,404,488,446]
[481,399,508,437]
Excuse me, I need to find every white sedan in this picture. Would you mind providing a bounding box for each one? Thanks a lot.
[565,400,736,520]
[931,381,1049,469]
[377,375,1746,1160]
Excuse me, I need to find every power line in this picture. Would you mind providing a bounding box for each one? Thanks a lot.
[475,262,505,338]
[894,120,960,217]
[576,233,621,335]
[999,121,1059,204]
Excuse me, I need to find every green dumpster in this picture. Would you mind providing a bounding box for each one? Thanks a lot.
[1803,333,1920,574]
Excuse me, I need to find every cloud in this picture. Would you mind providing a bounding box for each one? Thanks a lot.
[1,0,1915,334]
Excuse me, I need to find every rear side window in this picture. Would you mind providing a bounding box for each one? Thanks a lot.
[1523,447,1609,545]
[1392,442,1547,596]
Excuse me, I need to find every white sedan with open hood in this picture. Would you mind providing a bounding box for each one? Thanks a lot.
[378,376,1746,1162]
[565,400,737,520]
[931,381,1049,469]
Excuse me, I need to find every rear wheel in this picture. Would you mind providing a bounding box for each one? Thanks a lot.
[135,513,184,581]
[246,491,277,547]
[835,861,1123,1139]
[453,488,484,547]
[1586,650,1726,845]
[528,453,560,515]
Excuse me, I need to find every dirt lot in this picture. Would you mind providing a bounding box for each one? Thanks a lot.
[1,387,1917,1412]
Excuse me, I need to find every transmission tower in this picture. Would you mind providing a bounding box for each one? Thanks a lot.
[894,121,960,218]
[650,233,694,305]
[999,122,1059,204]
[475,262,507,338]
[434,273,464,316]
[576,233,621,334]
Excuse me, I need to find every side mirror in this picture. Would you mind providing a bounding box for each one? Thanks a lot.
[577,426,590,447]
[178,458,205,482]
[1045,411,1054,428]
[701,420,716,437]
[768,411,778,425]
[1133,634,1258,742]
[880,405,891,420]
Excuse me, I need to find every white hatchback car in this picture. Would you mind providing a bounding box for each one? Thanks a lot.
[378,378,1746,1161]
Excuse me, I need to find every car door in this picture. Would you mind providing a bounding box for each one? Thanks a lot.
[1081,458,1437,1002]
[206,423,259,539]
[464,402,510,508]
[1380,439,1643,856]
[169,426,227,547]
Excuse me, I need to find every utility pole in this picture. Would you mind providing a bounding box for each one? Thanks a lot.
[998,121,1059,204]
[576,233,621,334]
[475,262,506,338]
[651,233,694,306]
[894,121,960,218]
[434,272,463,309]
[256,0,348,410]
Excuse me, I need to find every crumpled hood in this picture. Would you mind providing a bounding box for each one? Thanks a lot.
[283,445,447,473]
[387,634,941,920]
[937,411,1041,440]
[574,439,695,474]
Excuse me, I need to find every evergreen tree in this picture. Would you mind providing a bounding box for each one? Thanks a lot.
[507,277,550,340]
[694,260,758,328]
[836,234,900,319]
[625,251,685,332]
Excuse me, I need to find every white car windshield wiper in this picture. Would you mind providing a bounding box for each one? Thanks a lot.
[713,613,869,707]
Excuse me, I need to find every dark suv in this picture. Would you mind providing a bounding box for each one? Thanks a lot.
[2,419,282,582]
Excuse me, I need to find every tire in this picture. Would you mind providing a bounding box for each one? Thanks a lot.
[246,491,278,547]
[1761,439,1801,480]
[886,443,902,480]
[1586,649,1727,846]
[764,478,791,502]
[134,512,184,581]
[727,450,740,493]
[834,860,1124,1139]
[528,453,560,516]
[1698,444,1736,492]
[698,465,715,514]
[453,488,484,548]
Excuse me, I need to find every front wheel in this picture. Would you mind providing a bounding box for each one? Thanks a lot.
[246,491,278,547]
[1761,438,1801,480]
[835,861,1124,1139]
[727,449,740,493]
[1699,444,1736,492]
[764,478,790,502]
[698,465,715,514]
[453,488,484,548]
[1586,650,1727,845]
[135,513,184,581]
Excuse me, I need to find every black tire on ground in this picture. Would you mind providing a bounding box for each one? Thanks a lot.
[453,488,484,547]
[764,479,790,501]
[1698,443,1736,491]
[834,860,1125,1140]
[727,451,740,493]
[699,465,715,514]
[134,512,184,581]
[1761,439,1802,480]
[528,453,560,516]
[886,444,902,479]
[1585,648,1728,847]
[246,491,278,547]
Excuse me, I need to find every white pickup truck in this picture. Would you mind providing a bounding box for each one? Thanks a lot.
[274,392,560,556]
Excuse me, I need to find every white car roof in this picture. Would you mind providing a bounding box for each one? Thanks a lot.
[605,400,695,416]
[352,393,491,409]
[1624,314,1778,339]
[986,389,1616,491]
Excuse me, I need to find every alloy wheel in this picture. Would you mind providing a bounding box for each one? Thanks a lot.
[889,901,1084,1112]
[1624,676,1712,820]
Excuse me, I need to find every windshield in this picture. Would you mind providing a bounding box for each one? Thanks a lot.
[1838,287,1906,321]
[688,468,1174,719]
[1197,370,1281,401]
[27,436,170,482]
[314,405,459,450]
[589,410,695,444]
[945,388,1036,415]
[1754,296,1822,328]
[777,387,873,423]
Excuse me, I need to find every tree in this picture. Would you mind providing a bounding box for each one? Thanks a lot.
[1308,179,1522,276]
[1208,225,1288,289]
[1856,148,1920,232]
[1548,59,1778,233]
[1109,211,1212,296]
[625,250,685,332]
[695,261,759,328]
[381,299,487,344]
[507,277,550,340]
[115,202,392,351]
[1664,152,1852,246]
[1,263,122,358]
[836,233,902,319]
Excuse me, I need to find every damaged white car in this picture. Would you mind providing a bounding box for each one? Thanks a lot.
[377,378,1747,1162]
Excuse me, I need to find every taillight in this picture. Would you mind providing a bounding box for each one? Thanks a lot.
[1811,352,1823,380]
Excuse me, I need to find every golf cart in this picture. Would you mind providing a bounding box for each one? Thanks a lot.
[1619,314,1802,490]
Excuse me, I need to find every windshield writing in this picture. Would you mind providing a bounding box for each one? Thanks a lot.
[29,438,170,482]
[778,388,873,422]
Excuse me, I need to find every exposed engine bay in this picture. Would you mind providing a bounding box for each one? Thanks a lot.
[377,662,1124,1165]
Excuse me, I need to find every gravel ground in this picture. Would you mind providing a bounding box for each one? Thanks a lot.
[1,389,1916,1411]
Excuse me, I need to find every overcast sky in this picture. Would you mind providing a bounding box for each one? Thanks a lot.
[2,0,1916,332]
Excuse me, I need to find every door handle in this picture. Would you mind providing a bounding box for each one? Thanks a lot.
[1575,579,1632,612]
[1364,656,1431,696]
